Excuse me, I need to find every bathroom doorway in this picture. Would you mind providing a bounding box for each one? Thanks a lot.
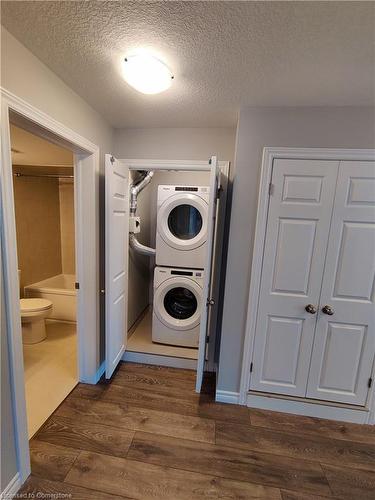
[11,124,78,437]
[1,90,100,483]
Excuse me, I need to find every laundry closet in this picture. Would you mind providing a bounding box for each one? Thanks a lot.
[105,156,229,391]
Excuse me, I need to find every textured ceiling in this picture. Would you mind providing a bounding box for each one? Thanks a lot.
[2,1,374,127]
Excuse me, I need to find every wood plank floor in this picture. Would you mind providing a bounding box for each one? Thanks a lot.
[18,362,375,499]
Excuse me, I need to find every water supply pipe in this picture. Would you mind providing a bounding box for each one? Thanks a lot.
[129,171,156,256]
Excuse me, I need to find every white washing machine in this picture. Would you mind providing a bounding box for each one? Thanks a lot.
[156,185,210,269]
[152,266,204,347]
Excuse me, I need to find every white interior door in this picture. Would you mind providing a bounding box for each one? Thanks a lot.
[105,154,129,378]
[307,161,375,405]
[196,156,220,392]
[250,159,339,396]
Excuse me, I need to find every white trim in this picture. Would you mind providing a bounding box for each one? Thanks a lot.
[239,147,375,421]
[246,393,369,424]
[1,88,101,484]
[122,158,230,376]
[215,390,240,404]
[90,361,105,384]
[123,158,228,172]
[1,472,21,499]
[123,351,197,370]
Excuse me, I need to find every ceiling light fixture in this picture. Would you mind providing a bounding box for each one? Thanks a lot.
[121,53,174,95]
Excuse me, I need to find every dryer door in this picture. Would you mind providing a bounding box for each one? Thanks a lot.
[154,277,202,331]
[157,193,208,251]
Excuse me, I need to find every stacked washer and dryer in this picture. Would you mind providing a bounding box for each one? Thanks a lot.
[152,185,210,348]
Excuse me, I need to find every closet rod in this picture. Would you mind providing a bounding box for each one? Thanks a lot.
[13,172,73,179]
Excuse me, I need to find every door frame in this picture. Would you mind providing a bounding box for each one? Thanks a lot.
[122,158,230,372]
[239,147,375,424]
[1,88,101,482]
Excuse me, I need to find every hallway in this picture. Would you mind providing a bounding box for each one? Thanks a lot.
[19,362,375,499]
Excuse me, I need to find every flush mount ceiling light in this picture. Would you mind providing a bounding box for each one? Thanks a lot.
[121,53,174,95]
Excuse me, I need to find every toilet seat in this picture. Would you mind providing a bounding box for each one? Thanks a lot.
[20,298,52,313]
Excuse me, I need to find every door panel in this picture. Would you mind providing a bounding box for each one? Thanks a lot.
[105,155,129,379]
[272,218,317,295]
[333,222,375,301]
[262,316,304,387]
[250,159,339,396]
[307,161,375,405]
[196,156,220,392]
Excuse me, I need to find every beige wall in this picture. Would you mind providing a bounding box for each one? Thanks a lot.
[13,175,62,291]
[59,180,75,275]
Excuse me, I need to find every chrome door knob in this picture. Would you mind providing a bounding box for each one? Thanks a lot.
[305,304,317,314]
[322,305,334,315]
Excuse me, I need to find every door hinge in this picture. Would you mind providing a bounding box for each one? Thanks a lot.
[206,298,215,306]
[250,362,253,373]
[268,182,274,195]
[217,186,223,199]
[206,336,210,344]
[74,282,80,290]
[368,377,373,388]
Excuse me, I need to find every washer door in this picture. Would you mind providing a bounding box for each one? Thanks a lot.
[157,193,208,251]
[154,277,202,331]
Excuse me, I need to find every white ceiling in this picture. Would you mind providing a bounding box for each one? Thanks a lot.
[2,1,374,128]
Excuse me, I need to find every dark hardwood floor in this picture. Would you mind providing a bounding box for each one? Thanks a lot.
[19,362,375,499]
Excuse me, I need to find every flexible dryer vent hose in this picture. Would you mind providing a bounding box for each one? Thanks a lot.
[129,233,156,256]
[129,170,156,257]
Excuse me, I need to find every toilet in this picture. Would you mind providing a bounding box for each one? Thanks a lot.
[20,298,53,344]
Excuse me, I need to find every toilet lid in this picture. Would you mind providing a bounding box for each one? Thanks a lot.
[20,298,52,312]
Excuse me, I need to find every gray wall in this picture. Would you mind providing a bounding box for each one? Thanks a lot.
[114,128,235,331]
[127,171,153,329]
[218,106,375,393]
[113,127,236,165]
[1,26,114,489]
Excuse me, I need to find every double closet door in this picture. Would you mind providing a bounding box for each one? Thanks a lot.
[250,159,375,406]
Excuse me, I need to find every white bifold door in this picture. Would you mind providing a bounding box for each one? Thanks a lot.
[105,155,129,378]
[196,156,221,392]
[306,162,375,405]
[105,154,220,391]
[250,159,375,406]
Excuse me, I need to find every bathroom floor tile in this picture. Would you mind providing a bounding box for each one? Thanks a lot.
[23,321,78,438]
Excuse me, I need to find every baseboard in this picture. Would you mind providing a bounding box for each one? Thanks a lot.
[93,361,106,383]
[246,392,370,424]
[122,351,197,370]
[81,361,105,384]
[1,473,21,499]
[215,390,241,405]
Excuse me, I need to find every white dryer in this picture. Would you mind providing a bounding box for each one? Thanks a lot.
[152,266,204,347]
[156,185,210,269]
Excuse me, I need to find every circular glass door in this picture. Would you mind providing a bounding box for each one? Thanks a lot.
[167,204,203,240]
[158,193,208,251]
[164,287,198,320]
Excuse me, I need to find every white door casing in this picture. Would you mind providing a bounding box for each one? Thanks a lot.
[105,154,129,378]
[196,156,220,392]
[307,161,375,405]
[250,159,340,396]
